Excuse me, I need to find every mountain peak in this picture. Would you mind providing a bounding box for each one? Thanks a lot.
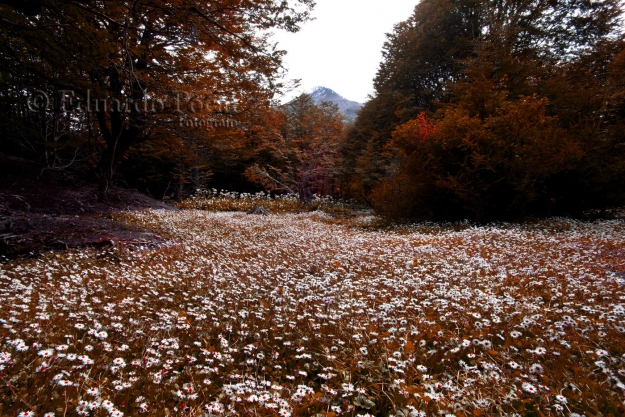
[310,86,336,95]
[308,86,362,121]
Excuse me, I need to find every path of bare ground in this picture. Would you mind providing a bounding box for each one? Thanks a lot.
[0,153,174,260]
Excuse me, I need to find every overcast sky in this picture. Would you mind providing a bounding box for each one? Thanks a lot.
[271,1,418,104]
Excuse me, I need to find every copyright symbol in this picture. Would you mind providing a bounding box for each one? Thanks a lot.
[27,89,50,111]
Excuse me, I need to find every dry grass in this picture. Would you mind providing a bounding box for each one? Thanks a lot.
[1,209,625,417]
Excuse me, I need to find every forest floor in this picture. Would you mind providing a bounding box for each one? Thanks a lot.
[0,154,172,260]
[1,207,625,417]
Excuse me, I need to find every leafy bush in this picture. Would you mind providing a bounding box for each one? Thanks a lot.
[372,89,625,221]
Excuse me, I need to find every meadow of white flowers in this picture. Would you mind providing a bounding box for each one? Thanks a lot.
[1,209,625,417]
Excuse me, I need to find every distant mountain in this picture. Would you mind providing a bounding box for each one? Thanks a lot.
[309,86,362,121]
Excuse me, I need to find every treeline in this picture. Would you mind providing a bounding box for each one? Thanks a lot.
[0,0,319,198]
[1,0,625,221]
[342,0,625,220]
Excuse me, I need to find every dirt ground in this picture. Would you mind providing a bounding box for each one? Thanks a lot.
[0,153,173,260]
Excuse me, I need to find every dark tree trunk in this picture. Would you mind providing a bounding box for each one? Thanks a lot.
[94,112,144,198]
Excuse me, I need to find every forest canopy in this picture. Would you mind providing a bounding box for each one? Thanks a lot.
[1,0,624,220]
[0,0,315,196]
[343,0,625,220]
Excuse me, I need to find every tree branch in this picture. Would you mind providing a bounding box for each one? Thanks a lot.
[188,6,258,53]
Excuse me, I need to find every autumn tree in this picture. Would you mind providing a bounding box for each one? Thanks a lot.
[0,0,314,194]
[363,0,625,220]
[245,93,344,202]
[340,0,482,200]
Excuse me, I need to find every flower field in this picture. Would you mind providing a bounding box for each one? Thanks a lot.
[176,190,358,215]
[1,209,625,417]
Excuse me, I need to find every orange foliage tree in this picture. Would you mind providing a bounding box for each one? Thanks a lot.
[369,0,625,220]
[245,93,345,202]
[0,0,314,194]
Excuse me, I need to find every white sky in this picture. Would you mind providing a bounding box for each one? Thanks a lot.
[271,1,418,104]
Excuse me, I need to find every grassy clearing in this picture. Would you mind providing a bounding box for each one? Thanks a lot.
[1,209,625,417]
